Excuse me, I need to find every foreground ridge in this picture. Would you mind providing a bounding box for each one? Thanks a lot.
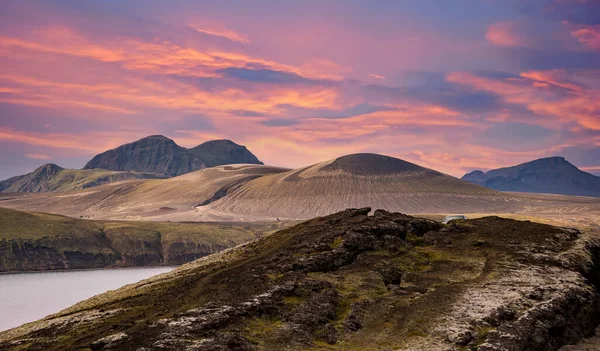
[1,208,599,350]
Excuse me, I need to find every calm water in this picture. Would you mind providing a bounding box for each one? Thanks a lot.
[0,267,175,332]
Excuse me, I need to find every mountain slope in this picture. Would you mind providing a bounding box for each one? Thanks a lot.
[189,139,263,167]
[83,135,204,176]
[201,153,516,219]
[1,208,597,350]
[83,135,263,176]
[462,157,600,197]
[0,164,166,193]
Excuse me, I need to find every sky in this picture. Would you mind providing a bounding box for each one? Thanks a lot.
[0,0,599,180]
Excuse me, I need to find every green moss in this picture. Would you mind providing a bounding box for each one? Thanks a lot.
[284,296,305,307]
[330,236,344,249]
[243,317,284,345]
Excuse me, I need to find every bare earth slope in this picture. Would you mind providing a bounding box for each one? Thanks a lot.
[201,153,519,219]
[2,208,600,350]
[0,164,288,220]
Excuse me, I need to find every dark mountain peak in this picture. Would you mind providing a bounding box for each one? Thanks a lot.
[128,135,177,147]
[196,139,238,146]
[523,156,571,167]
[461,157,600,197]
[84,135,202,176]
[35,163,63,172]
[321,153,427,176]
[465,170,484,176]
[189,139,263,166]
[32,163,64,179]
[83,135,263,176]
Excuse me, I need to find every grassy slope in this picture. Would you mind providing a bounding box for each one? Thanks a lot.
[0,207,288,271]
[1,168,166,193]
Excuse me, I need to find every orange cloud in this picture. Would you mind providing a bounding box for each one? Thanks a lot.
[188,22,250,44]
[25,153,52,160]
[447,70,600,130]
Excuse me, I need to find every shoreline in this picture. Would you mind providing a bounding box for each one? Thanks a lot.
[0,265,179,276]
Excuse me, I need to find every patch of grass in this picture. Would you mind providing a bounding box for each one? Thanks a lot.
[267,272,284,281]
[243,317,284,345]
[284,296,305,307]
[330,236,343,249]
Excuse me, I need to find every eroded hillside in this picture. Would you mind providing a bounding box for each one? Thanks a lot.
[2,208,599,350]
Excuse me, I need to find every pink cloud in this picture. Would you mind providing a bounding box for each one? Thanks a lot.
[188,20,250,44]
[570,24,600,50]
[485,21,528,47]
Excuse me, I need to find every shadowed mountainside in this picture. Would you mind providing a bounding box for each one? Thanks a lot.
[462,157,600,197]
[0,164,166,193]
[189,139,263,167]
[84,135,263,176]
[2,208,599,350]
[0,207,288,272]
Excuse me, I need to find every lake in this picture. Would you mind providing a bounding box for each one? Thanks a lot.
[0,266,175,332]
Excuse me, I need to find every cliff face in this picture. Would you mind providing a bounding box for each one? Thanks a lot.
[0,208,284,273]
[3,209,600,351]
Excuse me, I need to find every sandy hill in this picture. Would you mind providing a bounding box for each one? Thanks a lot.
[83,135,263,176]
[200,153,519,219]
[0,163,166,193]
[0,164,287,220]
[2,208,598,350]
[462,157,600,197]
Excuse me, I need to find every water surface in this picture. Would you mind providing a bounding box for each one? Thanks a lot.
[0,266,175,332]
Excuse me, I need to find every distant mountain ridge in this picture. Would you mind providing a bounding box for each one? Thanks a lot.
[1,135,263,193]
[461,157,600,197]
[0,163,166,193]
[84,135,262,176]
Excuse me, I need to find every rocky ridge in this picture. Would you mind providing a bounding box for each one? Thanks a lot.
[2,208,600,350]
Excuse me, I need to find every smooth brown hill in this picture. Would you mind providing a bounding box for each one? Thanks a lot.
[0,164,288,221]
[200,153,520,219]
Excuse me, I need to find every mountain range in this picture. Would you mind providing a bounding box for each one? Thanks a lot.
[462,157,600,197]
[84,135,263,175]
[0,136,263,193]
